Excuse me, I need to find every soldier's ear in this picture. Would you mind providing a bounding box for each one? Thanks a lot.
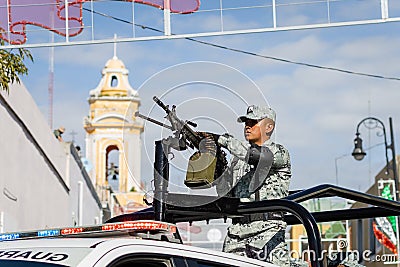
[266,123,273,132]
[265,121,275,135]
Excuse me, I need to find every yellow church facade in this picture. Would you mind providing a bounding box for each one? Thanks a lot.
[83,55,145,218]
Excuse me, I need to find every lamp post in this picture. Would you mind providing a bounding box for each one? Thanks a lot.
[352,117,399,261]
[351,117,398,201]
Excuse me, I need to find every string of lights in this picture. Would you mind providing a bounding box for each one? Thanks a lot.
[82,7,400,82]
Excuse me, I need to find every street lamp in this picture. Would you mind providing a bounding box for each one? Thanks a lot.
[352,117,399,262]
[351,117,399,201]
[351,133,366,161]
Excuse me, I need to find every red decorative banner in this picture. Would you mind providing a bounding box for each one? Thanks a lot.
[0,0,200,44]
[0,0,84,44]
[134,0,199,14]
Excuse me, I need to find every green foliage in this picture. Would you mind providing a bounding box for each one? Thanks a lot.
[0,40,33,93]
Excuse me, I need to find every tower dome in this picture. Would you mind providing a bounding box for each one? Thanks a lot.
[105,56,125,69]
[89,56,138,98]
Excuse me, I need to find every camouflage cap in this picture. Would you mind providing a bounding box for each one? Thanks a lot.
[237,105,276,123]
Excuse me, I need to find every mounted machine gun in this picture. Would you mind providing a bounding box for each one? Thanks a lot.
[135,96,228,188]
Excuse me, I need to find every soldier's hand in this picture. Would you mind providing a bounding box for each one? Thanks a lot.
[217,133,234,148]
[197,132,220,154]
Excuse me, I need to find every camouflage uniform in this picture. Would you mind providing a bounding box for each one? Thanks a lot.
[216,135,291,267]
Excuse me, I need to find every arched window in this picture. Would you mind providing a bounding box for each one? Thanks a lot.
[106,145,120,192]
[110,75,118,87]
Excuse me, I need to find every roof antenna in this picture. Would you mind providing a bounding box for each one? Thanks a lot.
[113,34,118,59]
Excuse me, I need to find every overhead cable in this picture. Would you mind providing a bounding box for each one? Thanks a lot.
[83,7,400,82]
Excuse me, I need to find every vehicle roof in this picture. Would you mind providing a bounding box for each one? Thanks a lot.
[0,237,236,255]
[0,238,275,266]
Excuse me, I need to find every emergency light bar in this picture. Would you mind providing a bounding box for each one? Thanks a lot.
[0,220,178,242]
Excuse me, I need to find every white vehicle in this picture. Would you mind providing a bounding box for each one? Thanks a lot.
[0,220,275,267]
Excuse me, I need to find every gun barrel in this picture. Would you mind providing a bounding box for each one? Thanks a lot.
[153,96,170,113]
[135,111,173,130]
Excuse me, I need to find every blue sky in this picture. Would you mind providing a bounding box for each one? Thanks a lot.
[14,0,400,195]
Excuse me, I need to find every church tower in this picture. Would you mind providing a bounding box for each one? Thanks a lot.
[84,55,144,216]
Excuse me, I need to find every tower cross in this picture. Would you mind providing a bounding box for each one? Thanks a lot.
[113,34,117,59]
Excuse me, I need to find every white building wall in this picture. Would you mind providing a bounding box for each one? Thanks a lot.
[67,143,102,226]
[0,82,102,232]
[126,133,142,190]
[85,133,97,185]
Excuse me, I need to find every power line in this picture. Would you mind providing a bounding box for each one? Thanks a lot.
[83,7,400,82]
[185,38,400,81]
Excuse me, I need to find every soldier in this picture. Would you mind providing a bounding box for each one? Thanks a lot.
[216,105,291,266]
[53,126,65,142]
